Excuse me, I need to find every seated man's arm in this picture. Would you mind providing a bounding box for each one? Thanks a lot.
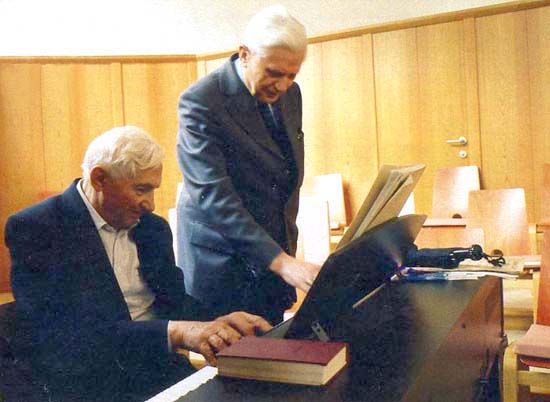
[6,210,271,376]
[168,312,272,366]
[5,212,171,376]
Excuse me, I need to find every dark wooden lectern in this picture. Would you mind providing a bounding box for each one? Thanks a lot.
[174,276,504,402]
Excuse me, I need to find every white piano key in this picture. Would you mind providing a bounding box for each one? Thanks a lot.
[146,366,218,402]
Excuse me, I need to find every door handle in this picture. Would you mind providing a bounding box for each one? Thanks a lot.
[446,136,468,146]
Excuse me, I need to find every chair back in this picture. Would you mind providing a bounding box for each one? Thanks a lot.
[296,196,331,265]
[431,165,480,219]
[415,227,484,249]
[301,173,346,230]
[466,188,530,256]
[399,193,415,216]
[168,208,178,261]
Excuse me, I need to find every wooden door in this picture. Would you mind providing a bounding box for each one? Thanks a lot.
[473,7,550,224]
[476,11,535,222]
[528,7,550,223]
[373,19,481,216]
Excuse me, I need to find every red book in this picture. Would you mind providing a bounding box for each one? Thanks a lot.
[216,336,348,385]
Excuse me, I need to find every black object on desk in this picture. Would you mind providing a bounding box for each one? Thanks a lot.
[174,214,505,401]
[276,214,426,341]
[177,278,504,402]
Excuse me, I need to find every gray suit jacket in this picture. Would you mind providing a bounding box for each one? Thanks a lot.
[176,54,304,322]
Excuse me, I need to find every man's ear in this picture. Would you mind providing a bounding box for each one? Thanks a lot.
[238,45,250,65]
[89,167,109,192]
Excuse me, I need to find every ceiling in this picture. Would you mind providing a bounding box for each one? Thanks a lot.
[0,0,511,56]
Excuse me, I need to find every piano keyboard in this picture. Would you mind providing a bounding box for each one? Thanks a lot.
[146,366,218,402]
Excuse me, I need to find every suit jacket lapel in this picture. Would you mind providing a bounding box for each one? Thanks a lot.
[58,180,129,313]
[59,181,112,271]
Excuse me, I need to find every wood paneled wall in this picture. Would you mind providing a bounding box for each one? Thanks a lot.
[197,3,550,224]
[121,62,197,214]
[0,64,44,292]
[1,1,550,291]
[196,37,380,223]
[0,58,197,291]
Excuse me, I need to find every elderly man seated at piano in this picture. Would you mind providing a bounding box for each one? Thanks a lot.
[4,126,271,402]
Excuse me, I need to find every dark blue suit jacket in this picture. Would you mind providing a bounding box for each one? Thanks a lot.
[177,54,304,323]
[5,180,208,399]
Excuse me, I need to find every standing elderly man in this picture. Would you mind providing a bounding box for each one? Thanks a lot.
[5,126,271,402]
[176,5,321,325]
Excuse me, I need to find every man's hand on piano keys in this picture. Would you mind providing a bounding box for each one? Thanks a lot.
[167,312,272,366]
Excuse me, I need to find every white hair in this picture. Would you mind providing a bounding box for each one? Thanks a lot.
[242,4,307,57]
[81,125,164,180]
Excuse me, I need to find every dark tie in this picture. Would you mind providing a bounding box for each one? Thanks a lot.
[258,102,279,134]
[257,101,298,196]
[258,102,290,156]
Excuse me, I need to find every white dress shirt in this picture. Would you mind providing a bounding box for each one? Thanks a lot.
[76,180,156,321]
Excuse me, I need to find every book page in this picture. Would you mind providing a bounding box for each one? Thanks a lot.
[365,174,415,232]
[353,171,407,237]
[337,163,425,248]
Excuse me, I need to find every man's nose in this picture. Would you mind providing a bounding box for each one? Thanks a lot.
[275,77,293,93]
[141,193,155,212]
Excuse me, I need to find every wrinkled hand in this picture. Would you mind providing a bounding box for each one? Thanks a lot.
[168,312,271,366]
[269,252,321,292]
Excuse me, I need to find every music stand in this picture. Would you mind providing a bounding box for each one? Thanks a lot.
[267,214,426,341]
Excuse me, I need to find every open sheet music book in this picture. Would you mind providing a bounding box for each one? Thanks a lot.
[336,164,425,250]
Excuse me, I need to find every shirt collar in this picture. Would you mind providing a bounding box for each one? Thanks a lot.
[234,56,281,113]
[233,56,252,96]
[76,179,118,233]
